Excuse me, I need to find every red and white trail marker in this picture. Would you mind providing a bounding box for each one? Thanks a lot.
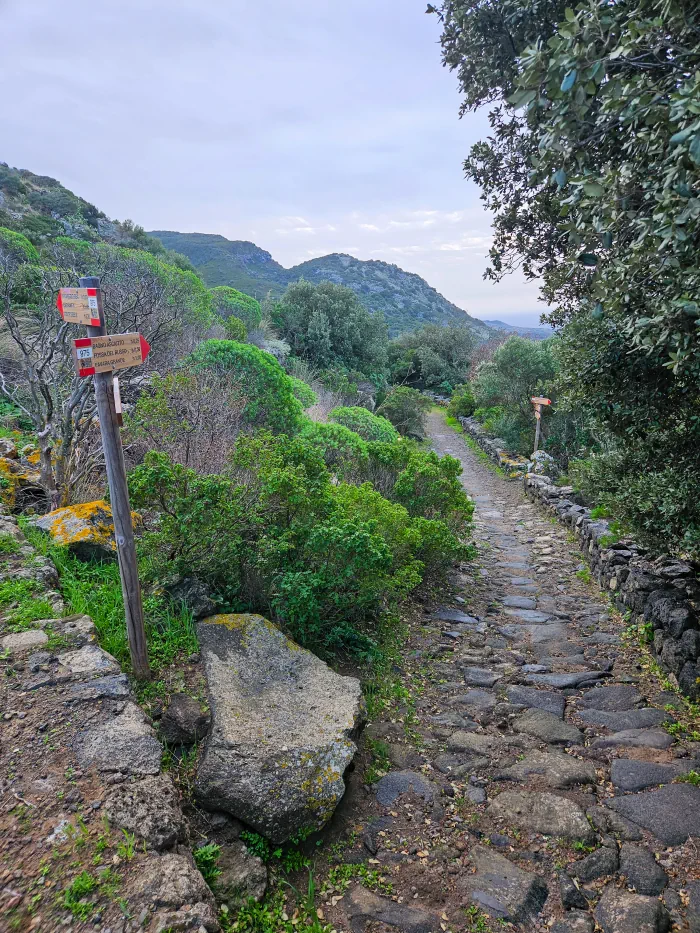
[57,287,102,326]
[531,396,552,406]
[72,333,151,378]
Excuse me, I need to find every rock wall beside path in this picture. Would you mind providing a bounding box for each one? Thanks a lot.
[457,416,531,475]
[524,472,700,700]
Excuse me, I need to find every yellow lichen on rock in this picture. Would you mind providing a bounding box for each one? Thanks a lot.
[33,500,119,560]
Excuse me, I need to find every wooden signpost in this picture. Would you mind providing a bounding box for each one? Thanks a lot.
[60,276,151,680]
[531,396,552,453]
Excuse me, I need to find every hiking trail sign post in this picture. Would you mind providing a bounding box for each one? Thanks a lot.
[57,280,151,680]
[531,396,552,454]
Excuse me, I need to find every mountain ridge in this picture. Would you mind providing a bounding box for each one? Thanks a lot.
[150,230,494,338]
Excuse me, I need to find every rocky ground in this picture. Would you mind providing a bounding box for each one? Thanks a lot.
[318,412,700,933]
[3,411,700,933]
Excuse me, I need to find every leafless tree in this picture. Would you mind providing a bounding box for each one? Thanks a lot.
[0,234,213,507]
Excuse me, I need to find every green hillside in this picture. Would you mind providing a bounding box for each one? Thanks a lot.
[150,230,493,338]
[0,162,194,270]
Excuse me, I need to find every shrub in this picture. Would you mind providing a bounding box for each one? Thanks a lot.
[272,279,388,378]
[126,370,246,473]
[222,315,246,341]
[330,406,398,443]
[188,339,303,434]
[289,377,317,409]
[300,421,369,477]
[210,286,262,331]
[129,430,473,661]
[447,385,476,419]
[378,387,431,437]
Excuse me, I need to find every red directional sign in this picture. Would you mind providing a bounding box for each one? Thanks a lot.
[57,287,102,326]
[73,333,151,378]
[531,396,552,406]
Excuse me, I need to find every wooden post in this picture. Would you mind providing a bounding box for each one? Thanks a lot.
[533,405,542,453]
[80,276,151,680]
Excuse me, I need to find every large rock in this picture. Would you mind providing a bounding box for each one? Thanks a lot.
[513,708,583,745]
[194,614,364,843]
[619,844,667,896]
[33,500,119,560]
[594,886,670,933]
[488,790,596,843]
[610,757,700,792]
[606,784,700,845]
[458,845,548,922]
[494,750,597,788]
[131,850,215,911]
[75,701,162,776]
[345,885,438,933]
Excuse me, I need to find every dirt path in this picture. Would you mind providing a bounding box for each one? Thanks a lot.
[327,411,700,933]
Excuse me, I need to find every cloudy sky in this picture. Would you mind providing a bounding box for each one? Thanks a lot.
[1,0,544,325]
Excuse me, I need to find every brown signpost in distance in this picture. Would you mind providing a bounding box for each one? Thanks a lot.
[69,277,151,680]
[530,397,552,454]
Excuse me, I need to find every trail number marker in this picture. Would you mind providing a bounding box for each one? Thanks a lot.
[72,333,151,377]
[57,287,102,326]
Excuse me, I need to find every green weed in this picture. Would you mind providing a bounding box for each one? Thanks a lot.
[575,566,592,584]
[60,871,98,920]
[116,829,136,861]
[193,843,222,888]
[676,770,700,785]
[22,523,197,672]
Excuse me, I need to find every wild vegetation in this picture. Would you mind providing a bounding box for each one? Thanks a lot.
[431,0,700,559]
[0,220,474,669]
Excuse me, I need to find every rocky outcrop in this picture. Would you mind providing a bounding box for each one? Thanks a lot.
[194,613,365,842]
[32,499,120,559]
[524,472,700,699]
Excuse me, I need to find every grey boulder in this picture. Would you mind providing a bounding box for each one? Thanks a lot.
[194,614,364,843]
[212,841,267,912]
[488,790,596,843]
[606,784,700,845]
[619,844,667,896]
[594,886,670,933]
[495,750,596,788]
[161,693,210,746]
[458,845,548,922]
[513,708,583,745]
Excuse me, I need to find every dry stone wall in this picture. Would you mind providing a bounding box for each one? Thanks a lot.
[457,416,530,474]
[524,473,700,700]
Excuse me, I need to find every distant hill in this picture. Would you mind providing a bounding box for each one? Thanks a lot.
[482,319,553,341]
[150,231,494,338]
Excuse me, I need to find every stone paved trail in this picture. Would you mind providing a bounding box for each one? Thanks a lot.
[331,412,700,933]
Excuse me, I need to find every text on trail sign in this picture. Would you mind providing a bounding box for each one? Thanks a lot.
[57,287,102,326]
[72,333,151,378]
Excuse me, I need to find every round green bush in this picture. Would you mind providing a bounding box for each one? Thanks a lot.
[289,377,317,409]
[188,339,303,434]
[301,421,368,475]
[210,286,262,331]
[329,406,399,443]
[223,315,246,341]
